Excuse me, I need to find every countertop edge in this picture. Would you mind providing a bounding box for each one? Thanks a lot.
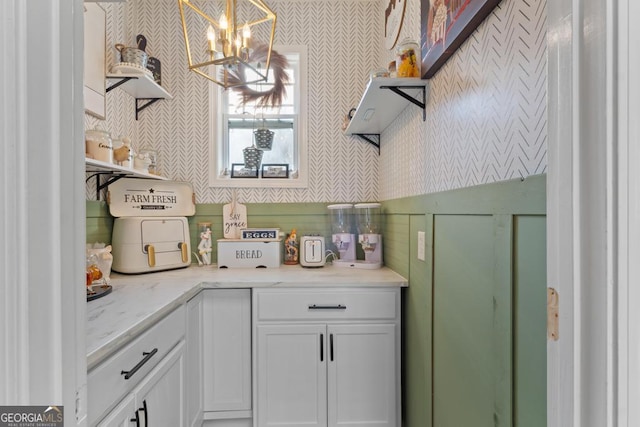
[86,285,202,370]
[86,266,407,370]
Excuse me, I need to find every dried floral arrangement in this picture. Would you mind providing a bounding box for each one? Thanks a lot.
[226,43,290,108]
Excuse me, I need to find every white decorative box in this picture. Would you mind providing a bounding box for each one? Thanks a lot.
[217,239,282,268]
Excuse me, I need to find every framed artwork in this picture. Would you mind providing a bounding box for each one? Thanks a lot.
[420,0,501,79]
[261,164,289,179]
[84,3,106,119]
[384,0,407,50]
[230,164,259,178]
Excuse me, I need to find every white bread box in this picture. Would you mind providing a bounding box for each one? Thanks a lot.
[217,239,282,268]
[108,178,195,274]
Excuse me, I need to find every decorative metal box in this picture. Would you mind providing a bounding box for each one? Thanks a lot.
[217,239,282,268]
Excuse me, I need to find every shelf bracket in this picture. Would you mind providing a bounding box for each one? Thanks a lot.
[354,134,380,154]
[380,85,427,121]
[135,98,161,120]
[86,171,129,201]
[106,76,137,93]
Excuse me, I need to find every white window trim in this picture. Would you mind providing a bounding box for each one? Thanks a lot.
[208,45,308,188]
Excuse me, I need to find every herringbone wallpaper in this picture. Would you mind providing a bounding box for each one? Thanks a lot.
[85,0,547,203]
[379,0,547,198]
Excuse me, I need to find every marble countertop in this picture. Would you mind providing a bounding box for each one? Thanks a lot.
[86,264,407,369]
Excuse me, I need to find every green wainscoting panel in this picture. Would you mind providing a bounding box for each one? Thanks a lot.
[191,203,332,265]
[433,214,505,427]
[87,201,335,265]
[383,175,546,427]
[493,214,514,427]
[86,201,112,245]
[382,175,546,216]
[403,214,432,427]
[514,215,547,427]
[383,214,410,278]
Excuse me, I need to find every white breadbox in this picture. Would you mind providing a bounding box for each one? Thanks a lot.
[217,239,281,268]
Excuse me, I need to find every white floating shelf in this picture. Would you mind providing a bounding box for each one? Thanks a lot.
[106,72,172,100]
[85,158,168,181]
[345,77,428,136]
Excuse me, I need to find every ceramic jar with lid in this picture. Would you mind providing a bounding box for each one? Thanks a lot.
[85,129,113,163]
[395,38,421,78]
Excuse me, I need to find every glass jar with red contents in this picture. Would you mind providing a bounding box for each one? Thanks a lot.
[395,38,420,77]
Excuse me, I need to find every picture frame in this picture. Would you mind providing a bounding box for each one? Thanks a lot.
[420,0,501,79]
[230,163,259,178]
[83,3,106,119]
[261,164,289,179]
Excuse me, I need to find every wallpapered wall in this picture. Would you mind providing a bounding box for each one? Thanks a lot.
[85,0,547,203]
[378,0,547,199]
[86,0,382,203]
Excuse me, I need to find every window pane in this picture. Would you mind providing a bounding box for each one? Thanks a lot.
[228,117,295,168]
[217,49,304,183]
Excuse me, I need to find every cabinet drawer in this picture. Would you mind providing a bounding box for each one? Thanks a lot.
[88,305,186,426]
[255,289,398,321]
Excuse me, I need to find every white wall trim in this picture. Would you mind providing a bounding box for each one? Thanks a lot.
[546,0,576,423]
[0,0,30,404]
[616,0,629,421]
[548,0,618,425]
[1,0,85,424]
[617,0,640,425]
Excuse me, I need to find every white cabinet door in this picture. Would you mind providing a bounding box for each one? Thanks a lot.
[203,289,252,413]
[256,324,327,427]
[186,292,203,426]
[135,341,185,427]
[96,394,136,427]
[327,324,397,427]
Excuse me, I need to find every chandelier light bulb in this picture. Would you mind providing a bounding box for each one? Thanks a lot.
[207,24,216,53]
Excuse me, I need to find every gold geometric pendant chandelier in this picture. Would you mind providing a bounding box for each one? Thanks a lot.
[178,0,276,88]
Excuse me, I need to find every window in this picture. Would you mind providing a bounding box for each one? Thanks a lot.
[209,46,308,188]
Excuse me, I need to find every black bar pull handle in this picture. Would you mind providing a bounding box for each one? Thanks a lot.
[121,348,158,380]
[143,400,148,427]
[320,333,324,362]
[330,334,334,361]
[130,409,140,426]
[308,304,346,310]
[131,400,149,427]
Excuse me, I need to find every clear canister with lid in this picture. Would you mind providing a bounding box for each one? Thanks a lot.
[328,204,354,235]
[395,38,421,78]
[138,146,159,175]
[85,128,113,163]
[354,202,381,235]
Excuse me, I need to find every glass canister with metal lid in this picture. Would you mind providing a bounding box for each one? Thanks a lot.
[395,38,421,78]
[138,146,159,175]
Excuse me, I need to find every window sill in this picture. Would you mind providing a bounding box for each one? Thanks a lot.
[208,174,308,189]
